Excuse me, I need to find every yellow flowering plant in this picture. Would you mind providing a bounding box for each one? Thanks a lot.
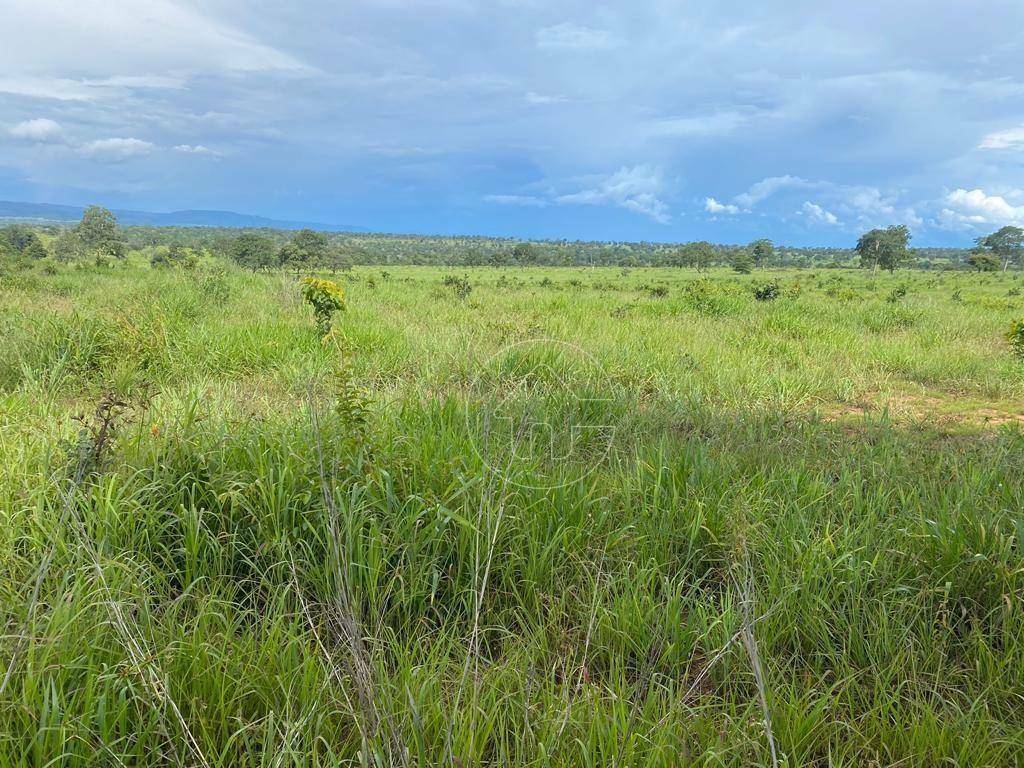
[301,277,346,336]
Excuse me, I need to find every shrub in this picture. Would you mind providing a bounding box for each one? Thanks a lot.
[442,274,472,300]
[301,277,346,336]
[681,278,743,316]
[752,281,780,302]
[887,284,908,303]
[1008,319,1024,360]
[648,284,669,298]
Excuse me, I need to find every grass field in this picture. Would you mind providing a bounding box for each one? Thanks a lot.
[2,261,1024,766]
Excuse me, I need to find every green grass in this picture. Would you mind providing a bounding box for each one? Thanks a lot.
[2,258,1024,766]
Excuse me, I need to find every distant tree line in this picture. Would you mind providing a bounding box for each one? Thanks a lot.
[3,205,1021,274]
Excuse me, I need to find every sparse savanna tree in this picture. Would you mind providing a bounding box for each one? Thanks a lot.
[231,233,277,271]
[856,225,911,273]
[967,251,1001,272]
[750,238,774,269]
[76,205,126,260]
[731,249,754,273]
[675,241,716,271]
[975,226,1024,272]
[280,229,330,273]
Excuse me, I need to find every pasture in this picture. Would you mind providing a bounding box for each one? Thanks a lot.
[2,262,1023,766]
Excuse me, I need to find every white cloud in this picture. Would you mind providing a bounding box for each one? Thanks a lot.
[524,91,566,105]
[718,175,920,229]
[173,144,221,156]
[536,23,617,51]
[979,126,1024,151]
[734,175,817,209]
[0,0,303,82]
[556,165,671,223]
[483,194,549,207]
[644,109,760,139]
[9,117,64,143]
[799,201,840,226]
[938,188,1024,229]
[78,137,155,162]
[705,197,739,215]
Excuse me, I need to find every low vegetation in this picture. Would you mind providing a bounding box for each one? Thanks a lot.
[2,211,1024,766]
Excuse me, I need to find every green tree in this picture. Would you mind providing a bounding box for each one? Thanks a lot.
[279,229,329,273]
[675,241,716,271]
[76,206,126,259]
[23,234,49,260]
[750,238,774,268]
[512,242,539,265]
[53,229,87,262]
[230,233,277,271]
[856,225,911,273]
[731,250,754,273]
[967,251,1001,272]
[0,224,36,253]
[975,226,1024,272]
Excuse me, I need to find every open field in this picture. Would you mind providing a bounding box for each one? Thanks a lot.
[2,262,1024,766]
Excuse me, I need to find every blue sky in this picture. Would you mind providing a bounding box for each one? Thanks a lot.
[2,0,1024,245]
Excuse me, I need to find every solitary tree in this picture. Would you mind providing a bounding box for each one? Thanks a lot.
[975,226,1024,272]
[856,225,911,273]
[675,241,716,271]
[731,249,754,273]
[279,229,330,273]
[750,238,775,269]
[76,206,126,259]
[967,251,1002,272]
[230,233,277,271]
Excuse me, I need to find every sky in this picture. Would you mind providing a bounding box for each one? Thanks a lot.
[2,0,1024,246]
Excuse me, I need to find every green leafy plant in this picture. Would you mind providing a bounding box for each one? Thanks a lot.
[1008,319,1024,360]
[887,284,908,303]
[301,276,346,336]
[752,281,780,302]
[442,274,472,299]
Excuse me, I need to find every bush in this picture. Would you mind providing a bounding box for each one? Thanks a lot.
[680,278,743,316]
[887,284,908,303]
[1008,319,1024,360]
[442,274,472,300]
[752,281,780,302]
[301,277,346,336]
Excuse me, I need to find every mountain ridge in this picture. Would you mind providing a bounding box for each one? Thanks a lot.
[0,200,366,232]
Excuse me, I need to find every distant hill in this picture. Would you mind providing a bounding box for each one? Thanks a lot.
[0,200,366,232]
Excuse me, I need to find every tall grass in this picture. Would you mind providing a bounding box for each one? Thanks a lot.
[1,259,1023,765]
